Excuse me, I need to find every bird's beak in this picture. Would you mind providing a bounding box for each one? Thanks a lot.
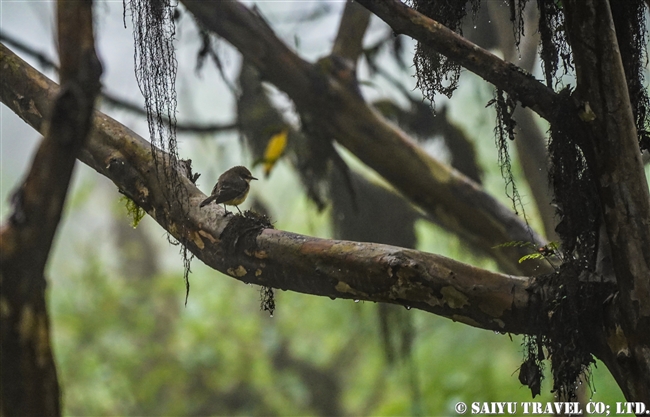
[250,175,258,181]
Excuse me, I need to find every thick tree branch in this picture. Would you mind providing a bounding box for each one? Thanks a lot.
[180,0,551,276]
[565,0,650,331]
[564,0,650,400]
[0,43,536,335]
[355,0,558,123]
[0,1,101,415]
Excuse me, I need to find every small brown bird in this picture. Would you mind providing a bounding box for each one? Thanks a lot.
[200,166,257,215]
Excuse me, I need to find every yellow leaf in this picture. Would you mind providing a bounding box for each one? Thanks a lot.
[262,128,288,177]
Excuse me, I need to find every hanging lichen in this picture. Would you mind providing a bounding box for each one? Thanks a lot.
[409,0,533,103]
[549,89,601,269]
[536,0,571,88]
[519,87,606,401]
[408,0,481,101]
[125,0,179,168]
[610,1,650,152]
[121,196,146,228]
[124,0,193,302]
[491,89,527,219]
[509,0,529,51]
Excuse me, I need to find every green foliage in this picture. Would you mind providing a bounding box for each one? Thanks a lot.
[121,196,145,228]
[518,253,545,263]
[493,241,561,264]
[493,240,536,249]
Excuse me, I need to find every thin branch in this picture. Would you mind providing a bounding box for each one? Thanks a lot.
[0,43,537,335]
[355,0,558,122]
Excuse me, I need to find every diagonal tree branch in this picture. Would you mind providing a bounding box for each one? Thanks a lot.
[0,43,537,335]
[179,0,551,276]
[0,0,102,415]
[355,0,558,122]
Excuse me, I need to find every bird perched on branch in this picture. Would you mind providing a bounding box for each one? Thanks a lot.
[200,166,257,215]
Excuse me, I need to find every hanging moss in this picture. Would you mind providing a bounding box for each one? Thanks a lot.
[518,88,608,400]
[409,0,481,101]
[492,89,527,219]
[125,0,194,301]
[549,89,601,268]
[610,1,650,152]
[121,196,146,228]
[510,0,529,51]
[126,0,179,169]
[537,0,571,88]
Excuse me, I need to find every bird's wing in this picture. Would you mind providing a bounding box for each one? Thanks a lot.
[214,182,247,204]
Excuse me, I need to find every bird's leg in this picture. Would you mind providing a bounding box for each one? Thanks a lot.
[236,206,243,215]
[223,204,232,216]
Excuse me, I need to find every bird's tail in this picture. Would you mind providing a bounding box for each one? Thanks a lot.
[200,194,217,207]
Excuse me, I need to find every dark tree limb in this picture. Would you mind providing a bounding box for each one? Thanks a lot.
[332,1,371,63]
[0,43,537,335]
[0,0,101,415]
[564,0,650,400]
[355,0,558,122]
[179,0,551,276]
